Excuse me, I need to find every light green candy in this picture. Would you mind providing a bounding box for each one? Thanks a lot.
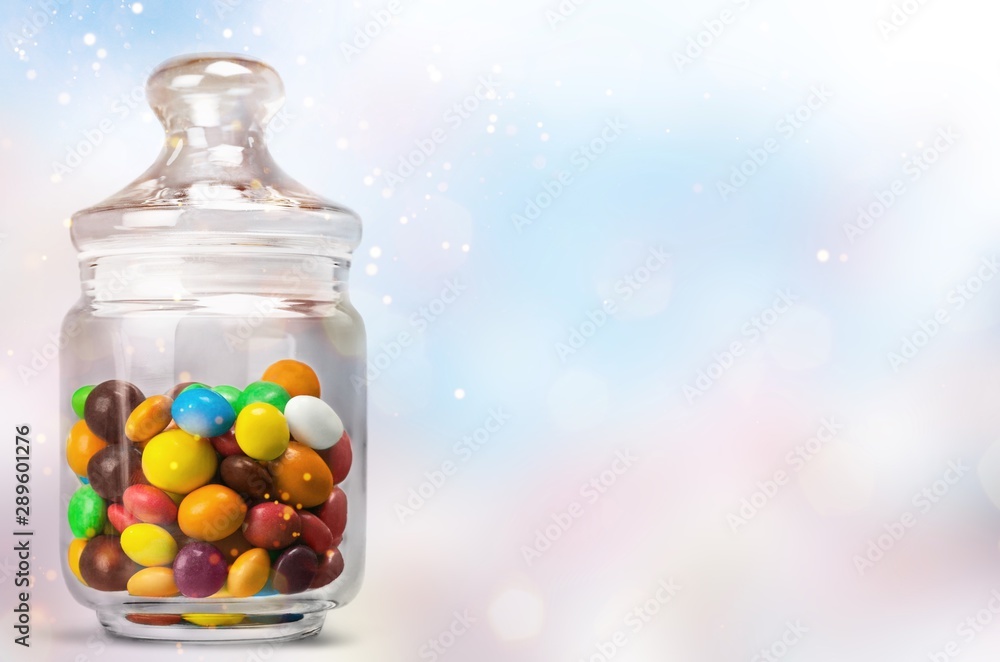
[68,485,106,539]
[71,385,95,419]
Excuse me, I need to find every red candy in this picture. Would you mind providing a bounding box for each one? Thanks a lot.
[242,502,301,550]
[123,485,178,525]
[315,486,347,539]
[107,504,141,533]
[321,432,353,485]
[299,511,334,555]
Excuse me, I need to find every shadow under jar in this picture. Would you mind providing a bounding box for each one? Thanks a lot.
[59,53,366,642]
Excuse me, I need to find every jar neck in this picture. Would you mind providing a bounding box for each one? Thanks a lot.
[80,249,350,304]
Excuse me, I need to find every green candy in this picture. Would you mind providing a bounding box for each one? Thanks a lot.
[235,381,291,414]
[180,382,209,394]
[71,385,95,419]
[68,485,107,539]
[213,385,242,409]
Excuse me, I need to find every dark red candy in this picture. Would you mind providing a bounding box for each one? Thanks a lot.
[299,511,334,555]
[321,432,352,484]
[314,486,347,539]
[87,444,144,501]
[84,380,145,445]
[272,545,318,594]
[220,455,273,500]
[310,548,344,589]
[126,613,183,626]
[78,535,140,591]
[210,431,244,457]
[173,542,227,598]
[243,502,301,550]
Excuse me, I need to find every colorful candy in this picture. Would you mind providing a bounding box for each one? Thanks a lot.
[272,545,318,594]
[107,503,140,533]
[173,542,228,598]
[71,384,95,419]
[87,444,145,500]
[210,430,244,457]
[234,402,289,460]
[227,548,270,597]
[141,429,218,494]
[262,359,321,398]
[178,485,247,541]
[323,431,353,485]
[68,485,107,539]
[66,420,107,477]
[78,535,140,591]
[172,388,236,438]
[242,502,301,550]
[268,441,333,508]
[220,455,273,500]
[213,385,242,408]
[311,548,345,589]
[127,567,180,597]
[121,523,178,566]
[68,538,88,586]
[83,380,145,445]
[284,395,344,450]
[316,486,348,539]
[122,484,178,525]
[183,613,246,626]
[124,395,173,442]
[299,511,335,555]
[215,529,254,565]
[235,380,291,414]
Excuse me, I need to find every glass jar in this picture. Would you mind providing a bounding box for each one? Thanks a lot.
[59,53,366,642]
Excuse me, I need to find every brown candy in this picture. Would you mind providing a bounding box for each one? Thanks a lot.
[87,445,144,501]
[78,535,140,591]
[220,455,274,500]
[84,380,145,445]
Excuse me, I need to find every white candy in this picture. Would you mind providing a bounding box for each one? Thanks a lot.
[284,395,344,450]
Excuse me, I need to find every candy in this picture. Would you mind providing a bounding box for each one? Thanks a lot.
[107,503,140,533]
[141,429,218,494]
[234,402,289,461]
[68,538,88,586]
[298,511,335,555]
[284,396,344,450]
[220,455,273,500]
[315,486,348,539]
[213,385,242,408]
[183,614,246,626]
[210,430,244,457]
[83,380,145,445]
[126,613,183,626]
[166,382,200,399]
[71,385,95,419]
[66,420,107,477]
[178,485,247,541]
[262,359,321,398]
[268,441,333,508]
[322,431,353,485]
[68,484,107,538]
[173,542,228,598]
[215,529,254,565]
[235,381,291,414]
[272,545,318,594]
[121,523,179,566]
[227,548,270,597]
[127,567,180,597]
[78,535,140,591]
[242,502,301,550]
[172,388,236,438]
[122,484,178,525]
[180,382,208,393]
[124,395,173,442]
[310,547,345,589]
[87,444,144,500]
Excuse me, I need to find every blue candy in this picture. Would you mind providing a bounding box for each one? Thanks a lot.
[171,387,236,438]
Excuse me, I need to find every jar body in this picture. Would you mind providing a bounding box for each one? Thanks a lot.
[59,251,366,641]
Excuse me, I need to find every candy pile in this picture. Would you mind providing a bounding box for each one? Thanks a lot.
[65,359,353,601]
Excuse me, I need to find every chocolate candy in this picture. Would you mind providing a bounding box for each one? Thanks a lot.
[235,381,291,414]
[78,535,140,591]
[284,395,344,450]
[83,380,145,445]
[177,485,247,542]
[172,388,236,438]
[66,420,107,477]
[122,484,178,525]
[272,545,318,594]
[125,395,173,442]
[227,548,270,597]
[268,441,333,508]
[315,486,348,539]
[173,542,228,598]
[262,359,321,398]
[242,502,301,550]
[68,485,107,539]
[310,548,345,589]
[87,445,144,501]
[141,429,217,494]
[220,455,273,500]
[234,402,289,460]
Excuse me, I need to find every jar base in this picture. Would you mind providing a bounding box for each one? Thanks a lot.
[97,607,328,643]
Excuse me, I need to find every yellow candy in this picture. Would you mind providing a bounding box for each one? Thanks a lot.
[68,538,88,586]
[182,613,246,626]
[178,485,247,542]
[141,429,218,494]
[120,523,178,567]
[125,395,173,442]
[234,402,290,461]
[227,548,271,598]
[127,567,180,597]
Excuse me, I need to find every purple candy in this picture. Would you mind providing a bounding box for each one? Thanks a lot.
[173,542,228,598]
[272,545,318,595]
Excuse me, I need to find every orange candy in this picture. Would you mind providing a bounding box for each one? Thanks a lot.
[178,485,247,542]
[125,395,173,442]
[261,359,321,398]
[66,420,108,477]
[268,441,334,509]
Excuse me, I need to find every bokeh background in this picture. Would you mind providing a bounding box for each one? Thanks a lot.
[3,0,1000,660]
